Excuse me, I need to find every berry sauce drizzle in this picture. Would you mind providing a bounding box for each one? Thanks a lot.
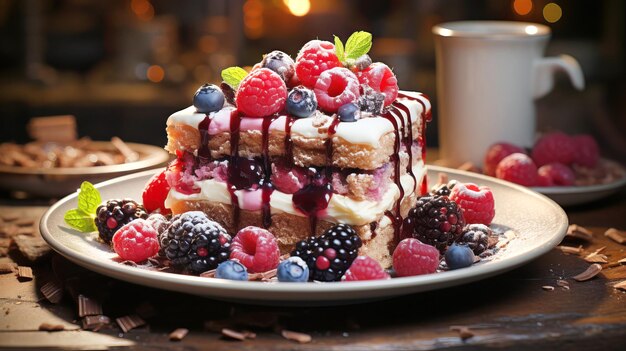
[227,109,242,227]
[260,115,277,228]
[391,103,416,188]
[382,108,404,243]
[284,115,295,167]
[292,115,339,236]
[197,115,212,161]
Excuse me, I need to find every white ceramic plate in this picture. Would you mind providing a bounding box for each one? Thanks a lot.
[40,166,568,305]
[532,170,626,206]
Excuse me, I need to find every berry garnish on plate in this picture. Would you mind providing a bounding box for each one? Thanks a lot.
[95,199,148,244]
[392,238,440,277]
[64,181,101,233]
[572,134,599,168]
[193,84,225,113]
[457,224,491,255]
[215,260,249,281]
[142,169,171,215]
[449,182,495,226]
[230,226,280,273]
[445,244,475,270]
[402,195,465,254]
[484,142,527,177]
[495,153,538,186]
[291,224,362,282]
[277,256,309,282]
[531,132,576,167]
[537,163,576,186]
[342,255,390,281]
[112,219,160,263]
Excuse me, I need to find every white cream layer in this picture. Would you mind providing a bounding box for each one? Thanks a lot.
[164,161,426,227]
[166,91,430,148]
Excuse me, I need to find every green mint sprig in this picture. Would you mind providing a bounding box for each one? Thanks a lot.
[221,66,248,89]
[64,181,101,232]
[334,31,373,65]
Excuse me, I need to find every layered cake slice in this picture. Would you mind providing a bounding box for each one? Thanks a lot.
[163,34,431,268]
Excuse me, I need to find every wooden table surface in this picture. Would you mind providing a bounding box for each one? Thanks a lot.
[1,185,625,350]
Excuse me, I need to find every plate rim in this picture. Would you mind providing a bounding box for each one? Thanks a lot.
[40,166,569,301]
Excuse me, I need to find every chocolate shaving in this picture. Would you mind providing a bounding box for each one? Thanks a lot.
[619,258,626,264]
[556,245,583,255]
[450,325,474,340]
[584,247,608,264]
[248,269,277,281]
[111,137,139,162]
[614,281,626,291]
[604,228,626,244]
[0,262,17,274]
[13,234,51,261]
[78,295,103,317]
[169,328,189,341]
[17,266,33,281]
[556,279,569,287]
[40,280,64,304]
[572,263,602,282]
[39,322,65,331]
[1,214,19,222]
[222,328,246,341]
[200,269,216,278]
[116,314,146,333]
[83,315,111,331]
[120,260,138,267]
[542,285,555,291]
[281,329,312,343]
[242,330,257,339]
[566,224,594,241]
[458,162,480,173]
[14,219,35,227]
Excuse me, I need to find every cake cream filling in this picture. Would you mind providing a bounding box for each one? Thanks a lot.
[165,161,426,227]
[166,90,429,148]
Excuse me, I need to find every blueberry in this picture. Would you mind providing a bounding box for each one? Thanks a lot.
[261,50,295,82]
[444,244,475,270]
[277,257,309,282]
[338,102,360,122]
[193,84,225,113]
[286,86,317,118]
[215,260,248,281]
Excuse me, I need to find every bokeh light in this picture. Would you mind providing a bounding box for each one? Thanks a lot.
[543,3,562,23]
[284,0,311,17]
[130,0,154,21]
[244,0,264,39]
[146,65,165,83]
[513,0,533,16]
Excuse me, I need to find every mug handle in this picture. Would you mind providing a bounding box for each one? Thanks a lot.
[533,54,585,99]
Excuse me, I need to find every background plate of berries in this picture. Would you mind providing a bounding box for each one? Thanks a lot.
[483,132,626,206]
[40,166,568,305]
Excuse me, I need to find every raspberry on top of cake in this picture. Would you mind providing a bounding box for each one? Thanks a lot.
[163,31,431,268]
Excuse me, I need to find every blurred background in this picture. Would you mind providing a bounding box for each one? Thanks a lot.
[1,0,625,162]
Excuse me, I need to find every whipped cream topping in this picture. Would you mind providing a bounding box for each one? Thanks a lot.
[165,90,429,148]
[165,161,426,227]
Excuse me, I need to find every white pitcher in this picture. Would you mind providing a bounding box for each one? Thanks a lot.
[432,21,585,167]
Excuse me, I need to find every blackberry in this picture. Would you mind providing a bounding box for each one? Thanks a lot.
[403,195,465,254]
[358,85,384,114]
[159,211,231,273]
[431,179,458,197]
[291,224,362,282]
[457,224,491,255]
[95,199,148,244]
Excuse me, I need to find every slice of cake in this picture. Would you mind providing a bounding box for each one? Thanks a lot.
[163,34,431,268]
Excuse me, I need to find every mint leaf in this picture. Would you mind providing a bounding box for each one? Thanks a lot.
[334,35,345,64]
[64,208,96,233]
[344,31,372,60]
[77,181,101,214]
[221,67,248,89]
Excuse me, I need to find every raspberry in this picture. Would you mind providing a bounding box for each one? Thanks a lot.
[314,67,360,113]
[142,169,171,215]
[230,226,280,273]
[537,163,576,186]
[270,162,308,194]
[342,256,390,281]
[495,153,538,186]
[295,40,342,88]
[235,68,287,117]
[531,132,576,167]
[449,182,495,226]
[537,172,554,187]
[572,134,599,168]
[484,142,526,177]
[112,219,159,263]
[356,62,398,106]
[402,195,465,254]
[392,238,440,277]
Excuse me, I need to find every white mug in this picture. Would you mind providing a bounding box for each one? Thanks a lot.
[432,21,585,167]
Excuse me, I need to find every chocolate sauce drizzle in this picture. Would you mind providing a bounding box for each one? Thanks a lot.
[260,116,277,228]
[227,110,242,227]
